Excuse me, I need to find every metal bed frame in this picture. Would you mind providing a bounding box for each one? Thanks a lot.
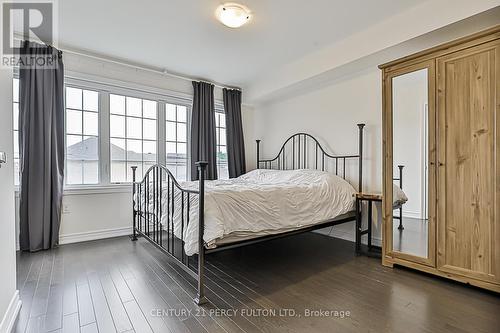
[393,165,404,230]
[131,123,365,305]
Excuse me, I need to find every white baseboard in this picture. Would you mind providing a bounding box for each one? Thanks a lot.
[15,226,132,250]
[59,226,132,245]
[0,290,21,333]
[401,210,425,219]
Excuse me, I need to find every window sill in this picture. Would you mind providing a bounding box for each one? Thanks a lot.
[14,184,132,196]
[64,185,132,196]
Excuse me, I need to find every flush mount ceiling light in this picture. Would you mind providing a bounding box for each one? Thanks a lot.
[215,3,252,28]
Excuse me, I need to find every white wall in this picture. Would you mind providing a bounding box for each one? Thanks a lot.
[252,68,383,242]
[59,191,132,242]
[0,68,19,331]
[242,105,256,170]
[392,69,428,219]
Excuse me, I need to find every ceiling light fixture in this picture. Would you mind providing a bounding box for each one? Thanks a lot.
[215,3,252,28]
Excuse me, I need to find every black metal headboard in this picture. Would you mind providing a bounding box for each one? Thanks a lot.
[256,124,365,192]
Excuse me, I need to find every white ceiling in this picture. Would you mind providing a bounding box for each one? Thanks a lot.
[59,0,423,89]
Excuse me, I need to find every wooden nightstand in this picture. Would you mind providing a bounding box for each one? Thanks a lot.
[355,192,382,257]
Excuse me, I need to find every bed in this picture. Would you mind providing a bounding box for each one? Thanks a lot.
[141,168,357,256]
[131,124,366,305]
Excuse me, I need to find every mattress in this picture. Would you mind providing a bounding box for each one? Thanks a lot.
[158,169,357,255]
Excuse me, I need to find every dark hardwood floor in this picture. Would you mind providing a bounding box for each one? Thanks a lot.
[13,233,500,333]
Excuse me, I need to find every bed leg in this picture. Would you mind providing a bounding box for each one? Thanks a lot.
[357,124,365,193]
[398,207,404,230]
[194,161,208,306]
[397,165,404,230]
[355,196,361,255]
[131,166,138,241]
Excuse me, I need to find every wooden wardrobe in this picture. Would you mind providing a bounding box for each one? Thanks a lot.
[380,25,500,293]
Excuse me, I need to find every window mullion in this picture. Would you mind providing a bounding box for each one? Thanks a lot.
[124,99,128,181]
[141,100,144,176]
[158,102,166,166]
[100,91,111,185]
[81,91,85,184]
[186,105,192,180]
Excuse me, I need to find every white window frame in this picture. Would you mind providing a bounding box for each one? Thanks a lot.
[12,77,20,187]
[64,85,102,186]
[63,76,193,192]
[108,93,159,184]
[164,102,191,182]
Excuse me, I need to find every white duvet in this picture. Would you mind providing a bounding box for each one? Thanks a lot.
[393,184,408,207]
[153,169,357,255]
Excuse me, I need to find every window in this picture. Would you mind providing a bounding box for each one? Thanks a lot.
[13,78,20,186]
[215,109,228,179]
[165,103,188,181]
[110,94,157,183]
[64,87,100,185]
[11,76,196,188]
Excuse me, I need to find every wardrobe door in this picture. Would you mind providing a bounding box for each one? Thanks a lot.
[383,61,437,268]
[437,40,500,284]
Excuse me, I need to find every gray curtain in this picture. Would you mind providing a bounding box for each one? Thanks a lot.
[190,81,217,180]
[223,88,246,178]
[19,41,65,252]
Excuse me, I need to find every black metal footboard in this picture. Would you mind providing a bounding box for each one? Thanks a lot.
[131,161,208,305]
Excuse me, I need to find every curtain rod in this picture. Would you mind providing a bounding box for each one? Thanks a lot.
[13,34,241,91]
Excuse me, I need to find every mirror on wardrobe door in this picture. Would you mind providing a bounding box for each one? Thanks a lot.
[391,68,429,259]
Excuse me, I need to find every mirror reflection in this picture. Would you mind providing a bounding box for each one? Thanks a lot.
[392,68,429,258]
